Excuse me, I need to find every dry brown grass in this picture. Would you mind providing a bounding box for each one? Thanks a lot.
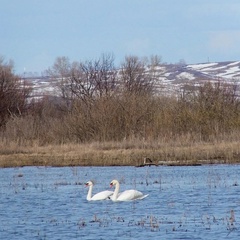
[0,137,239,168]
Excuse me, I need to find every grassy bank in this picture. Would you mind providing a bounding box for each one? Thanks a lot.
[0,138,239,168]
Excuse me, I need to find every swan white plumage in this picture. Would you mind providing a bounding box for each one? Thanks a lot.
[85,181,113,201]
[110,179,149,202]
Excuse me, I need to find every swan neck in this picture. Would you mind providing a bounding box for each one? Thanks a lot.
[112,182,120,200]
[87,185,93,200]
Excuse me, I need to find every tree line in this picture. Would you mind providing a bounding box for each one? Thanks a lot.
[0,54,240,146]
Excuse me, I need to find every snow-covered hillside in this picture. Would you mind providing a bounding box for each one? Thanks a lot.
[150,61,240,95]
[187,61,240,79]
[24,61,240,98]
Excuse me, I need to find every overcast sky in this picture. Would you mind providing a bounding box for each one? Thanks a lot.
[1,0,240,74]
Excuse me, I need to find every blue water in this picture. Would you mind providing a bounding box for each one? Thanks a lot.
[0,165,239,239]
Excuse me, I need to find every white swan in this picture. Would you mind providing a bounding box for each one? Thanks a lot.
[85,181,113,201]
[110,179,149,202]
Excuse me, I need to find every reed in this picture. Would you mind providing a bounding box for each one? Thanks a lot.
[0,136,239,167]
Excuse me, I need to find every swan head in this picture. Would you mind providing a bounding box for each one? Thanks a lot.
[110,179,119,187]
[85,180,94,187]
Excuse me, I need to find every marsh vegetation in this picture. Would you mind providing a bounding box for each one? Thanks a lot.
[0,55,240,167]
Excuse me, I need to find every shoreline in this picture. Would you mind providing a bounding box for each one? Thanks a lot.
[1,141,239,168]
[0,154,239,168]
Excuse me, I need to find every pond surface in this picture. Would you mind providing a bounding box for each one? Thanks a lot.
[0,165,239,239]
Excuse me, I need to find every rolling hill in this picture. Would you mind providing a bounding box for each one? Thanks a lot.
[23,61,240,98]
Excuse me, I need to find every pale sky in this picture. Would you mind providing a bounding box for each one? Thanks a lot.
[1,0,240,74]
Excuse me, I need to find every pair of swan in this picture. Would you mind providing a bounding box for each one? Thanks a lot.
[85,180,148,202]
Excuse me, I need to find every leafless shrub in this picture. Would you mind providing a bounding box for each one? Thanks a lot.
[0,57,31,128]
[1,55,240,161]
[175,80,240,140]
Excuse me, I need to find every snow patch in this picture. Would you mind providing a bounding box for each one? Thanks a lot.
[188,62,218,70]
[177,72,195,80]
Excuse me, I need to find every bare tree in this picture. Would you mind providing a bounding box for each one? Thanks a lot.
[149,54,162,67]
[69,54,117,102]
[0,57,31,128]
[47,54,118,104]
[46,56,72,105]
[119,55,154,95]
